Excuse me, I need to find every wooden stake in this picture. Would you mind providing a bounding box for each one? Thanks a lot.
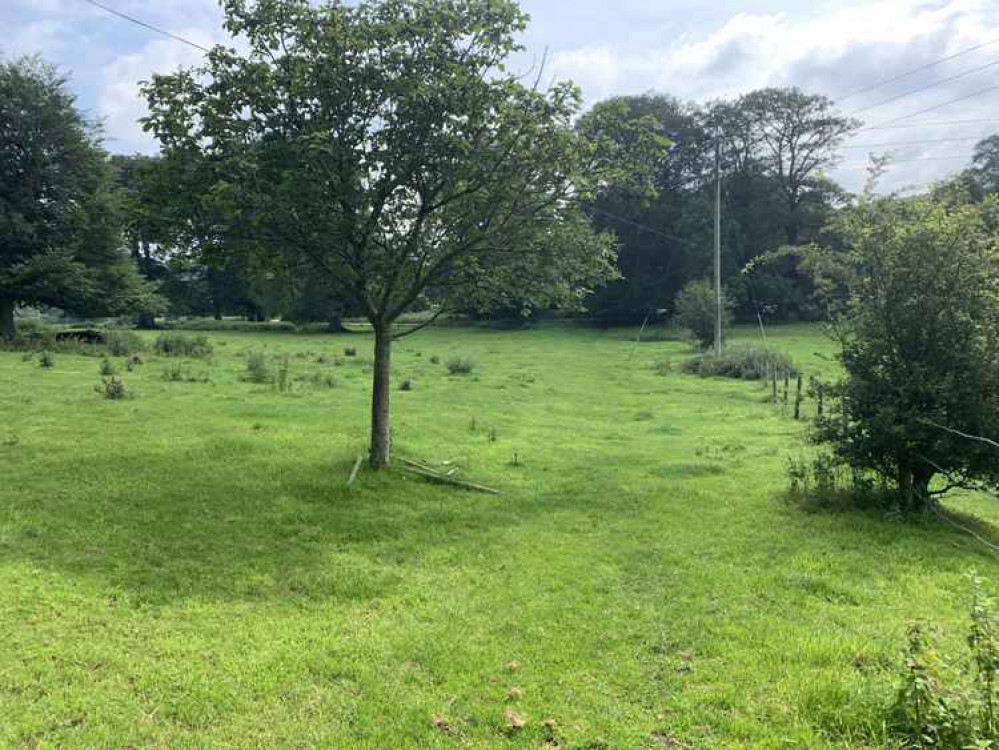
[347,455,363,486]
[401,465,500,495]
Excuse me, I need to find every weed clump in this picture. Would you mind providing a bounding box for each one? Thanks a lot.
[891,575,999,749]
[344,346,357,357]
[154,333,213,358]
[244,351,272,383]
[39,351,55,368]
[682,345,796,380]
[399,379,413,391]
[446,355,476,375]
[99,358,116,377]
[99,376,127,400]
[106,329,145,356]
[429,355,441,365]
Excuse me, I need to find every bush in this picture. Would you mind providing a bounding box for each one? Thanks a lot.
[13,320,57,348]
[674,279,733,350]
[39,351,55,368]
[429,355,441,364]
[273,357,291,392]
[891,575,999,748]
[344,346,357,357]
[99,358,116,377]
[682,345,797,380]
[446,355,476,375]
[399,379,413,391]
[100,376,127,400]
[154,332,213,358]
[243,351,272,383]
[105,329,145,356]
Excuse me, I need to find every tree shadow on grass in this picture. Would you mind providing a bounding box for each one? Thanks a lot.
[0,447,561,606]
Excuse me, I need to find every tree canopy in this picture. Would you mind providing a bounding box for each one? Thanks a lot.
[810,194,999,509]
[142,0,643,466]
[0,56,161,340]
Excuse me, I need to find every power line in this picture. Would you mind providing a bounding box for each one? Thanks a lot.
[834,35,999,103]
[864,83,999,128]
[837,154,974,169]
[79,0,211,53]
[840,135,990,149]
[845,57,999,116]
[858,118,999,131]
[588,206,701,249]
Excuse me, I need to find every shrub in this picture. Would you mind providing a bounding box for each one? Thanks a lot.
[99,358,116,377]
[154,333,213,358]
[807,195,999,511]
[681,345,797,380]
[446,355,476,375]
[891,575,999,748]
[105,329,145,356]
[243,351,272,383]
[429,355,441,364]
[674,279,733,350]
[273,357,292,392]
[13,320,57,348]
[344,346,357,357]
[100,376,127,400]
[39,351,55,368]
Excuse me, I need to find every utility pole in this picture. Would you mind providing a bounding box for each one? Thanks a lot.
[714,130,722,356]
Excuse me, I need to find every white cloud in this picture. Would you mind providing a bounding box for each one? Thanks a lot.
[97,26,221,153]
[549,0,999,191]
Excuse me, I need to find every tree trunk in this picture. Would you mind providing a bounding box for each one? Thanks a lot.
[0,298,14,342]
[369,322,392,468]
[897,462,934,512]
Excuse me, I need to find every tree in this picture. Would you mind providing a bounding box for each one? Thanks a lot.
[737,88,857,246]
[143,0,628,467]
[674,278,732,349]
[0,56,161,340]
[812,194,999,510]
[973,134,999,195]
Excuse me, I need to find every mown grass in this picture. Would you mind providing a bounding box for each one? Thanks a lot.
[1,322,997,748]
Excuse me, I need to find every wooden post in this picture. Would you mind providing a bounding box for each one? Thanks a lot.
[794,375,803,420]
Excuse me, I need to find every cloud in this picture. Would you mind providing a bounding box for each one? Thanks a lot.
[549,0,999,191]
[98,32,217,153]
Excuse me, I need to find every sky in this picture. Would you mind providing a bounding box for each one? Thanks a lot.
[5,0,999,193]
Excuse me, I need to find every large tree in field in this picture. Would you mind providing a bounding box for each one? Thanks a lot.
[811,195,999,510]
[738,88,857,246]
[0,57,161,340]
[143,0,632,467]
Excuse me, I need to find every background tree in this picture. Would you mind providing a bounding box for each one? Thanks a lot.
[973,134,999,195]
[143,0,643,467]
[0,56,161,340]
[576,89,854,326]
[812,194,999,510]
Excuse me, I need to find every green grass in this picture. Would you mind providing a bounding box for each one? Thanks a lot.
[1,322,997,748]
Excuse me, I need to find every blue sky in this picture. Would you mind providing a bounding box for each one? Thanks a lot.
[6,0,999,192]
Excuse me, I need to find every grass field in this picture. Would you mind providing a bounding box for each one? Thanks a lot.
[2,322,998,749]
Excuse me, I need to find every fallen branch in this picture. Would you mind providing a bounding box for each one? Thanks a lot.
[400,465,500,495]
[400,456,459,477]
[347,455,363,486]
